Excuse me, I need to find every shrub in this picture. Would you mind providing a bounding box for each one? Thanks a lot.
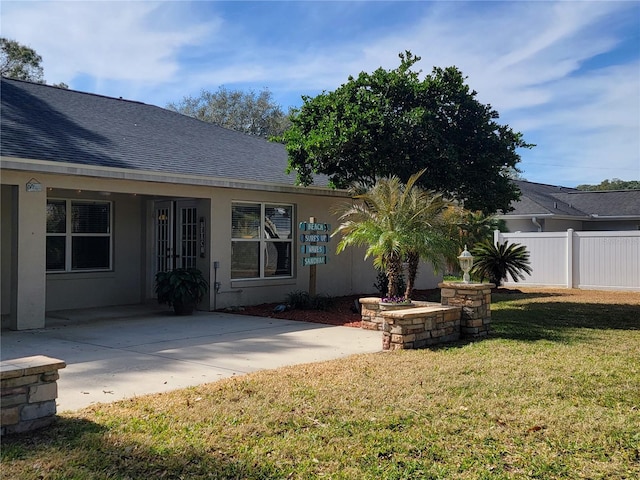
[285,290,334,311]
[471,240,532,287]
[373,269,406,297]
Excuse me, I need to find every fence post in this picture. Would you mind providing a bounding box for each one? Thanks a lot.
[566,229,574,288]
[493,229,500,245]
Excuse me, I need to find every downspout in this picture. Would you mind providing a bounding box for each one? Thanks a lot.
[213,261,220,311]
[531,217,542,232]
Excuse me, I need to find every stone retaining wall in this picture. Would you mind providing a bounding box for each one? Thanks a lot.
[1,355,66,436]
[359,282,494,350]
[380,305,462,350]
[438,282,494,338]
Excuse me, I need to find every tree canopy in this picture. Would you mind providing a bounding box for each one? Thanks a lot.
[1,37,68,88]
[1,37,44,82]
[576,178,640,191]
[281,51,532,214]
[167,86,291,139]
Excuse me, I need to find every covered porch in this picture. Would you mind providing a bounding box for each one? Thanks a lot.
[1,170,213,330]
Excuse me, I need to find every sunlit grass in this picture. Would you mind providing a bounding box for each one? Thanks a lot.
[2,289,639,479]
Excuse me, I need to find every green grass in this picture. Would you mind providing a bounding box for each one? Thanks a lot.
[2,289,639,479]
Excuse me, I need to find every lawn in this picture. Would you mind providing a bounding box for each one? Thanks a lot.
[2,289,639,479]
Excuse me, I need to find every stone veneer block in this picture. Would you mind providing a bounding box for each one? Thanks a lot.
[0,356,66,380]
[1,355,66,436]
[28,383,58,403]
[360,287,494,350]
[439,282,495,340]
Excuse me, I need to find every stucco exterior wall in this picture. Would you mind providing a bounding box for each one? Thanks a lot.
[544,218,585,232]
[45,192,144,311]
[582,220,640,231]
[1,167,442,322]
[503,217,639,233]
[504,217,585,233]
[1,185,15,317]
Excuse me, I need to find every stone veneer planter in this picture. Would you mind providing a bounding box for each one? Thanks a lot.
[359,282,495,350]
[1,355,66,436]
[378,302,415,311]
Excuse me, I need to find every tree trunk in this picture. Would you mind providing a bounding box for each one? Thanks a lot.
[404,251,419,300]
[385,254,403,298]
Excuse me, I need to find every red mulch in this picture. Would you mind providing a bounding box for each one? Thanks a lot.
[233,294,364,328]
[229,289,441,328]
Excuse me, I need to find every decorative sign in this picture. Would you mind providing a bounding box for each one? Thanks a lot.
[300,233,329,242]
[299,222,330,231]
[26,178,42,192]
[199,217,206,258]
[300,233,329,243]
[301,245,327,254]
[299,216,330,294]
[302,256,327,266]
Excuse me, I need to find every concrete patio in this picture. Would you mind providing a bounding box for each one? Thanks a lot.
[1,306,381,412]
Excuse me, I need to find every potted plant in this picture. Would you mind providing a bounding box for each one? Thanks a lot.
[155,268,208,315]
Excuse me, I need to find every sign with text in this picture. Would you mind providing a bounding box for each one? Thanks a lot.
[301,245,327,254]
[300,233,329,243]
[299,222,330,232]
[302,256,327,266]
[299,216,330,295]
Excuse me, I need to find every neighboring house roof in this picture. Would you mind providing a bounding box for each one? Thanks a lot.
[504,180,640,219]
[1,77,330,190]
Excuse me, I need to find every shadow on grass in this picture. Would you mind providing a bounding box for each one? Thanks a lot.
[1,414,286,479]
[1,416,105,460]
[491,298,640,343]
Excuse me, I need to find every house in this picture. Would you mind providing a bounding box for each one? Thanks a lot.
[1,78,441,330]
[495,180,640,291]
[498,180,640,232]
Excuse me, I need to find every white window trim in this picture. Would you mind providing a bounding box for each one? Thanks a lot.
[231,201,294,280]
[46,198,113,273]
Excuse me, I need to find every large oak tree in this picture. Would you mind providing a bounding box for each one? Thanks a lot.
[281,52,532,213]
[1,37,68,88]
[0,37,44,82]
[167,86,291,139]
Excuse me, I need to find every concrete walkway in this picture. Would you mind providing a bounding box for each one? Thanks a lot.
[1,307,381,412]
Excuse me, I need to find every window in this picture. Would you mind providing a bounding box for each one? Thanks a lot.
[231,203,293,279]
[46,199,112,272]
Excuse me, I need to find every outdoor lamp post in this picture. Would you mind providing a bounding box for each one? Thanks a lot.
[458,245,474,284]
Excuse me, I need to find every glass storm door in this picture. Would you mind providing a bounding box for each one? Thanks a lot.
[154,200,198,274]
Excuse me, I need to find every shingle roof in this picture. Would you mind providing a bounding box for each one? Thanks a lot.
[508,180,640,217]
[1,77,325,187]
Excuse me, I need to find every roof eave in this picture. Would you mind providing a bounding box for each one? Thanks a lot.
[496,213,587,220]
[588,215,640,220]
[497,213,640,221]
[1,156,350,198]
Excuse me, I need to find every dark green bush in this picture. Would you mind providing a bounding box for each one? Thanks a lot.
[155,268,208,307]
[471,241,532,287]
[373,269,406,297]
[285,290,334,311]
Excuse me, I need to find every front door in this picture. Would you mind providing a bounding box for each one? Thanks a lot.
[154,200,198,275]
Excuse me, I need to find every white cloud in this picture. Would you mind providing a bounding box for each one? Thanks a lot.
[1,0,637,185]
[1,1,216,85]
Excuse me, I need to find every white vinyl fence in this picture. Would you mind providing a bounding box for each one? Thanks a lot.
[494,229,640,291]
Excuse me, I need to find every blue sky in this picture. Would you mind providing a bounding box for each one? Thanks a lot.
[2,0,639,187]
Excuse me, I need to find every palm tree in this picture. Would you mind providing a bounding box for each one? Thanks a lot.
[333,170,450,300]
[442,206,506,275]
[401,186,449,299]
[471,240,532,287]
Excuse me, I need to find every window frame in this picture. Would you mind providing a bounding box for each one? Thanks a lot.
[46,198,113,273]
[231,202,294,280]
